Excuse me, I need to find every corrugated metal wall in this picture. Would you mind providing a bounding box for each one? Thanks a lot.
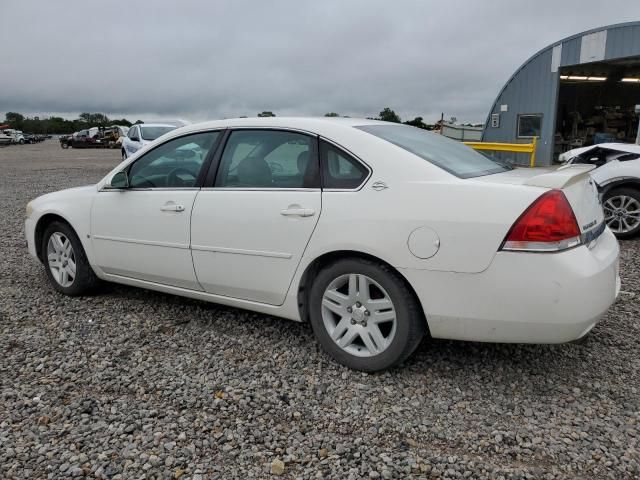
[482,22,640,166]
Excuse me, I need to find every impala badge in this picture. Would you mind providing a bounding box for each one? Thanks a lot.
[372,181,388,191]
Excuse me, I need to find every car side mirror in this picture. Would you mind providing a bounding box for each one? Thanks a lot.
[108,171,129,189]
[131,136,140,142]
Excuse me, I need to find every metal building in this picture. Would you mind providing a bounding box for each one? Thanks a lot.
[482,22,640,166]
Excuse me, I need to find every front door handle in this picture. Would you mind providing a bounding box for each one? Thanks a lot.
[161,203,185,212]
[281,207,315,217]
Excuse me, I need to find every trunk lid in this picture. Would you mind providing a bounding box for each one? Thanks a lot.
[474,164,604,235]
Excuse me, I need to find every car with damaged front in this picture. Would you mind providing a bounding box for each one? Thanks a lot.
[560,143,640,238]
[25,117,620,371]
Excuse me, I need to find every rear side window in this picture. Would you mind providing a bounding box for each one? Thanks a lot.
[320,141,369,189]
[356,124,509,179]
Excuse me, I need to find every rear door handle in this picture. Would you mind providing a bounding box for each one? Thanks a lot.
[281,207,315,217]
[161,203,185,212]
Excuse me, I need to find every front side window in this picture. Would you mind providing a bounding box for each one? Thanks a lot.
[215,130,319,188]
[356,124,509,179]
[128,126,138,139]
[127,131,220,188]
[320,141,369,189]
[140,125,175,141]
[517,114,542,138]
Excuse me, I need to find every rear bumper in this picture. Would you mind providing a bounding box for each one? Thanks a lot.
[401,227,620,343]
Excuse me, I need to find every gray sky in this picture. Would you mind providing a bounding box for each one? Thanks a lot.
[2,0,640,124]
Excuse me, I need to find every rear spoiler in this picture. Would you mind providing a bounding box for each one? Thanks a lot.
[524,164,596,189]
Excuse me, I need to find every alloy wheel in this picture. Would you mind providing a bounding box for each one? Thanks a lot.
[321,273,397,357]
[47,232,76,287]
[603,195,640,234]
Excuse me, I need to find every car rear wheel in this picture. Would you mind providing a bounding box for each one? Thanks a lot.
[603,187,640,239]
[42,221,99,295]
[308,258,425,371]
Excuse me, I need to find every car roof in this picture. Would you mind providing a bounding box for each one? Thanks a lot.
[170,116,390,137]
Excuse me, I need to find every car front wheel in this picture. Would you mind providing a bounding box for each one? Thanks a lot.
[42,221,99,295]
[603,187,640,239]
[308,258,425,371]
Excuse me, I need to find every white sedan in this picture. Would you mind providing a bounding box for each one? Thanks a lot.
[121,123,178,160]
[25,118,620,371]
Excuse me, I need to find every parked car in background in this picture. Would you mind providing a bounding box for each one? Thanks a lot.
[103,125,129,148]
[60,126,129,149]
[67,129,99,148]
[0,129,13,145]
[121,123,177,160]
[59,133,74,149]
[560,143,640,238]
[25,118,620,371]
[26,133,46,143]
[1,129,25,144]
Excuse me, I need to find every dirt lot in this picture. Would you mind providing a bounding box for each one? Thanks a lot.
[0,141,639,479]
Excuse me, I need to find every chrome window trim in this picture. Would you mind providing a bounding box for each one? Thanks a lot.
[199,187,321,192]
[99,187,201,192]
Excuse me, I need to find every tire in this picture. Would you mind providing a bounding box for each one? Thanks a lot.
[308,258,425,372]
[42,221,99,295]
[61,142,68,149]
[602,187,640,239]
[121,149,127,161]
[19,139,24,144]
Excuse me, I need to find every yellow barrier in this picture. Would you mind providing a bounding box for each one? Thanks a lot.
[464,137,537,167]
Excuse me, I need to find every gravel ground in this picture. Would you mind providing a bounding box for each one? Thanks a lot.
[0,141,639,480]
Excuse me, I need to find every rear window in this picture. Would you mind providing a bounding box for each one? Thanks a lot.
[356,124,509,178]
[140,126,175,141]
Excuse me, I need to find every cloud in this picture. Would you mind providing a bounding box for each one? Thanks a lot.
[1,0,639,123]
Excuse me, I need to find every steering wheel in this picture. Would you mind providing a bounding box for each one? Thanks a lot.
[167,167,196,187]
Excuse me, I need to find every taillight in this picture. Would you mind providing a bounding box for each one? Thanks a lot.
[501,190,582,252]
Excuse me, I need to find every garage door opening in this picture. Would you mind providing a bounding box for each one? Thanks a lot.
[554,58,640,161]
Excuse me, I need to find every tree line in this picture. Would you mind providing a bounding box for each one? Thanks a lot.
[3,108,440,134]
[2,112,143,135]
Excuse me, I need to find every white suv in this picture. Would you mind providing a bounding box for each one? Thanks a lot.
[121,123,177,160]
[560,143,640,238]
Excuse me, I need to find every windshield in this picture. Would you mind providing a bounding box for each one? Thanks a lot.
[140,126,175,141]
[356,124,509,178]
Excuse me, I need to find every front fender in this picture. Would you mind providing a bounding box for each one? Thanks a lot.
[28,186,97,266]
